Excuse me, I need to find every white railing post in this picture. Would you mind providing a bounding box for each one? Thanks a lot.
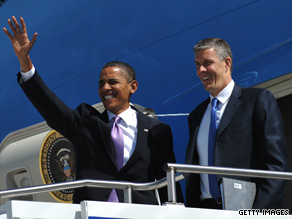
[166,167,177,203]
[124,186,132,203]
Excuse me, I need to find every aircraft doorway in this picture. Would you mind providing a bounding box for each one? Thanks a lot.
[255,72,292,211]
[277,93,292,211]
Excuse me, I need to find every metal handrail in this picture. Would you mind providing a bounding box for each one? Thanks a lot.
[164,163,292,203]
[1,163,291,205]
[0,172,184,204]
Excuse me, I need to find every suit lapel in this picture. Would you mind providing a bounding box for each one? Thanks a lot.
[120,110,150,172]
[185,99,209,164]
[217,84,242,137]
[98,110,116,166]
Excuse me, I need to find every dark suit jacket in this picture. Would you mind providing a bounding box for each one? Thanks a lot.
[185,83,287,209]
[18,71,183,204]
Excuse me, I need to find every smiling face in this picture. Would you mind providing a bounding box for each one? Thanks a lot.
[98,67,138,115]
[195,48,232,96]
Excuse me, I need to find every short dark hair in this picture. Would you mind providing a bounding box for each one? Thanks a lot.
[101,61,136,82]
[193,38,233,71]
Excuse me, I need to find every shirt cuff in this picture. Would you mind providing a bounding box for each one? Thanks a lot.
[20,65,35,82]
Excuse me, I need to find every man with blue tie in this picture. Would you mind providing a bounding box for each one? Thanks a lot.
[185,38,287,209]
[3,16,183,205]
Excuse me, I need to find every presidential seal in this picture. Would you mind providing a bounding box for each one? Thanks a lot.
[40,130,76,203]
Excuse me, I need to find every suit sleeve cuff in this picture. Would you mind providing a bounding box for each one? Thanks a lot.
[20,65,35,83]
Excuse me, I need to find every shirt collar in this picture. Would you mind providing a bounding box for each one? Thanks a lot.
[107,106,137,127]
[210,80,235,105]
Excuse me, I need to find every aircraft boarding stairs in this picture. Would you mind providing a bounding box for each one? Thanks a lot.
[0,163,291,219]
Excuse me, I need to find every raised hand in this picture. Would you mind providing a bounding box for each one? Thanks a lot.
[3,16,38,72]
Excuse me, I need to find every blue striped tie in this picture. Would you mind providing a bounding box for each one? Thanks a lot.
[208,98,220,200]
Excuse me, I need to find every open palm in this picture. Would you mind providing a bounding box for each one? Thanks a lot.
[3,16,37,58]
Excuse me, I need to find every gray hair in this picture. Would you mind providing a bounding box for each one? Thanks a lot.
[193,38,233,71]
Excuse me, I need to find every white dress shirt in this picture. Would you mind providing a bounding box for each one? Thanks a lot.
[196,80,235,199]
[107,108,138,166]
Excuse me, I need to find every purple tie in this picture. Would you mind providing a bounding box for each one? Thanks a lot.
[108,116,124,202]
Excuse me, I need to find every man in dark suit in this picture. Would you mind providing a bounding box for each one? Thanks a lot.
[3,16,183,204]
[185,38,287,209]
